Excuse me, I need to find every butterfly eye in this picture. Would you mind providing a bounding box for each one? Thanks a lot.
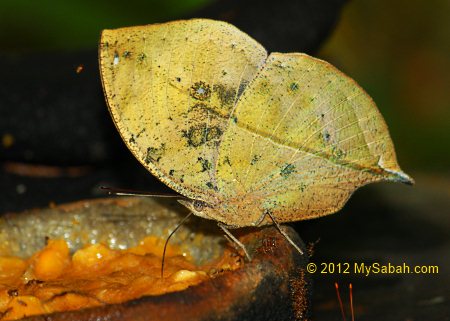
[193,200,206,212]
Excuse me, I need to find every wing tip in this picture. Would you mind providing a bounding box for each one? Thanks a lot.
[386,170,415,185]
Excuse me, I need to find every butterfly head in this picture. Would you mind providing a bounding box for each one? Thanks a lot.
[177,199,215,221]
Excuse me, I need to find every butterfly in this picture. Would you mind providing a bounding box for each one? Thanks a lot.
[99,19,412,257]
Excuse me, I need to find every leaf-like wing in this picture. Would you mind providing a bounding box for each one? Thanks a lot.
[100,19,267,201]
[216,53,412,224]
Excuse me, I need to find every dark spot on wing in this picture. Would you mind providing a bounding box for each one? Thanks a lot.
[280,163,296,178]
[299,183,307,192]
[122,50,131,58]
[190,81,211,101]
[206,126,222,141]
[145,143,165,164]
[198,157,212,172]
[251,155,261,165]
[206,182,218,191]
[137,53,146,62]
[289,82,299,91]
[223,156,231,166]
[331,146,345,161]
[237,80,249,98]
[182,124,222,147]
[213,84,236,106]
[136,128,146,138]
[190,103,222,118]
[183,126,205,147]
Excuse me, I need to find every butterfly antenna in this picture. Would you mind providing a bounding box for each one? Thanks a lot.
[266,211,303,255]
[349,283,355,321]
[101,186,186,198]
[161,212,193,278]
[335,282,347,321]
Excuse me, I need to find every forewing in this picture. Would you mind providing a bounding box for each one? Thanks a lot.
[100,19,267,201]
[217,53,412,223]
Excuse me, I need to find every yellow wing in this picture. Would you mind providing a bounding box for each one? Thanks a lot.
[215,53,413,225]
[99,19,267,202]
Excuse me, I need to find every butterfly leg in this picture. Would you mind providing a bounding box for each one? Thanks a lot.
[218,222,252,261]
[266,212,304,255]
[252,211,267,226]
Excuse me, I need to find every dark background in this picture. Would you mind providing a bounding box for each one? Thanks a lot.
[1,0,449,320]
